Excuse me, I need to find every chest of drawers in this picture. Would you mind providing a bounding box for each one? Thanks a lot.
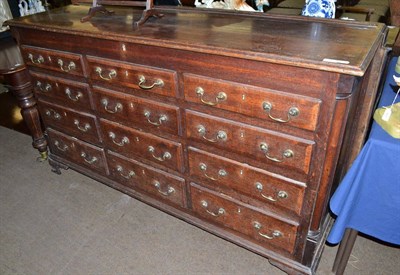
[8,6,386,274]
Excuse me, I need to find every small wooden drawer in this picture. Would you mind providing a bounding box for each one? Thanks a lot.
[184,74,321,132]
[87,56,177,97]
[186,110,315,175]
[38,100,100,145]
[100,119,184,172]
[31,72,91,110]
[47,128,107,175]
[107,151,186,208]
[188,147,306,215]
[92,86,180,136]
[190,183,299,254]
[21,45,84,76]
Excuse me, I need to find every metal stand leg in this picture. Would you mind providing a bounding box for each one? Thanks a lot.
[332,228,358,275]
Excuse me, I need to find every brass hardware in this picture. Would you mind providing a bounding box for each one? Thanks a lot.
[101,99,122,114]
[109,132,129,147]
[95,67,117,80]
[197,125,227,143]
[74,119,91,132]
[253,221,282,240]
[255,182,288,202]
[199,162,227,181]
[80,152,98,164]
[153,181,175,196]
[200,200,225,217]
[54,140,68,152]
[57,59,76,72]
[144,110,168,126]
[138,75,164,90]
[45,109,62,120]
[262,102,299,123]
[148,146,172,161]
[116,165,135,179]
[259,142,294,163]
[195,87,227,106]
[28,53,44,64]
[36,151,48,162]
[65,88,82,101]
[36,81,52,92]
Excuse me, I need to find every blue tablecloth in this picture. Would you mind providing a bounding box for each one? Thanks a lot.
[327,57,400,245]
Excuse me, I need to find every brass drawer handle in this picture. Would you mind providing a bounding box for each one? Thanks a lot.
[262,102,299,123]
[109,132,129,147]
[95,67,117,80]
[195,87,227,106]
[54,140,68,152]
[148,146,172,161]
[259,142,294,163]
[255,182,288,202]
[45,109,62,120]
[80,152,98,164]
[57,59,76,72]
[116,165,136,179]
[201,200,225,217]
[197,125,227,143]
[28,53,44,64]
[144,110,168,126]
[65,88,82,101]
[74,119,91,132]
[101,99,122,114]
[253,221,282,240]
[153,180,175,196]
[199,162,227,181]
[138,75,164,90]
[36,81,52,92]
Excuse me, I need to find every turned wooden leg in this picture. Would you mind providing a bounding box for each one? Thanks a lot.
[3,65,48,160]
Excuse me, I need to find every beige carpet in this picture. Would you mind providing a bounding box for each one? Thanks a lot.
[0,126,399,274]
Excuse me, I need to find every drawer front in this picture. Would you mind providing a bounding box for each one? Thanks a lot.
[190,183,298,254]
[38,100,100,145]
[188,147,305,215]
[87,56,177,97]
[31,72,91,110]
[47,128,107,175]
[107,152,186,208]
[21,45,84,76]
[100,119,183,172]
[186,110,314,175]
[92,87,180,136]
[184,74,321,131]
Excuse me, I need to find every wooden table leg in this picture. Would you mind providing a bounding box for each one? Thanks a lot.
[332,228,358,275]
[3,66,48,160]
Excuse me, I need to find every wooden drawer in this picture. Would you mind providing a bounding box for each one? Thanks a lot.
[186,110,315,175]
[21,45,84,76]
[87,56,177,97]
[47,128,107,175]
[100,119,184,172]
[38,100,100,145]
[184,74,321,132]
[190,183,299,254]
[31,72,91,111]
[188,147,305,215]
[92,86,180,136]
[107,151,186,208]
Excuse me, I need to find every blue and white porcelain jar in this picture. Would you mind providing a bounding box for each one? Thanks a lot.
[301,0,336,19]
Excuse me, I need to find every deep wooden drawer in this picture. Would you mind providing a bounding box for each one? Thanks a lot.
[47,128,107,175]
[186,110,315,175]
[31,72,91,111]
[87,56,177,97]
[100,119,184,172]
[38,100,100,145]
[190,183,299,254]
[92,86,180,136]
[183,74,321,132]
[188,147,305,215]
[21,45,84,76]
[107,151,186,208]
